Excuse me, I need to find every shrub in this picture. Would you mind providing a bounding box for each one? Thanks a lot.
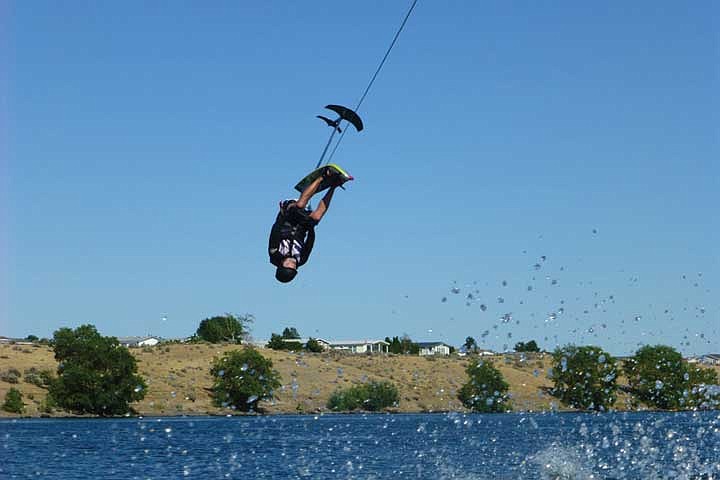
[625,345,720,410]
[550,345,618,411]
[2,388,24,414]
[327,380,399,412]
[39,394,56,414]
[458,360,510,412]
[210,348,281,412]
[623,345,685,409]
[23,368,54,388]
[305,338,324,353]
[196,314,252,343]
[684,364,720,409]
[48,324,147,415]
[266,333,303,351]
[1,368,21,384]
[515,340,541,353]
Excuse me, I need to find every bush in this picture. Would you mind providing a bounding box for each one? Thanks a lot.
[458,360,510,412]
[624,345,720,410]
[48,324,147,416]
[327,380,399,412]
[515,340,541,353]
[685,365,720,409]
[196,314,252,343]
[2,388,24,414]
[266,333,303,351]
[305,338,324,353]
[384,335,419,355]
[623,345,685,409]
[1,368,21,384]
[23,368,54,388]
[210,348,282,412]
[550,345,618,411]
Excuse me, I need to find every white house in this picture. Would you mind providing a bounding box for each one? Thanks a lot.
[417,342,452,356]
[701,354,720,366]
[118,336,161,348]
[326,340,389,354]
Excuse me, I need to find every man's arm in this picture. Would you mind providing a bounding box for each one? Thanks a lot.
[309,186,336,223]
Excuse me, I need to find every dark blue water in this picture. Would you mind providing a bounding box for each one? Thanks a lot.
[1,412,719,479]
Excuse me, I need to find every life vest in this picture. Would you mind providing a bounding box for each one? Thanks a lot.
[268,205,316,267]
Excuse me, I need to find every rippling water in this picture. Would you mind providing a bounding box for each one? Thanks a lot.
[2,411,719,479]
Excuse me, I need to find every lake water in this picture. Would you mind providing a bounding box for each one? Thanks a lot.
[1,411,719,479]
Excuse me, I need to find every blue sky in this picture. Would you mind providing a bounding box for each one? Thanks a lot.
[4,1,718,355]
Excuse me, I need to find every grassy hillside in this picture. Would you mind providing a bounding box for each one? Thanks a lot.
[1,343,717,417]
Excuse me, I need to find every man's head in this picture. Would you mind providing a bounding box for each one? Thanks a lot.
[275,257,298,283]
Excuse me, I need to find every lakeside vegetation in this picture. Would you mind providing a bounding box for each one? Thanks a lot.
[0,319,718,417]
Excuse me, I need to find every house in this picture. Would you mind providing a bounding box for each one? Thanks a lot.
[701,354,720,366]
[118,336,161,348]
[457,346,496,357]
[417,342,452,356]
[250,338,387,353]
[326,340,389,354]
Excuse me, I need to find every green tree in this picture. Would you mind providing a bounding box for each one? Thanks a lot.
[327,380,399,412]
[25,335,39,342]
[210,348,281,412]
[458,360,510,412]
[305,338,324,353]
[281,327,300,339]
[266,333,303,351]
[624,345,720,410]
[550,344,618,411]
[48,325,146,416]
[2,388,24,414]
[196,314,252,343]
[464,336,478,353]
[685,364,720,409]
[623,345,686,409]
[515,340,540,353]
[385,335,419,355]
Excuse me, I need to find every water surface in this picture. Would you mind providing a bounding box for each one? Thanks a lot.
[2,411,719,479]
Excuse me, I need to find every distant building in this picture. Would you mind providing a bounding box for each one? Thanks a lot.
[249,338,387,353]
[326,340,389,354]
[417,342,452,356]
[118,336,161,348]
[701,354,720,366]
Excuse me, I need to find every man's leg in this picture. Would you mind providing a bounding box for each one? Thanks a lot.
[309,186,336,222]
[295,176,325,210]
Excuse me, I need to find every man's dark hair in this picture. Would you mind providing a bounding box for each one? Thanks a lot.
[275,266,297,283]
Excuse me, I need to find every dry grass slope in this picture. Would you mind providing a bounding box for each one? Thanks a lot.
[1,344,717,417]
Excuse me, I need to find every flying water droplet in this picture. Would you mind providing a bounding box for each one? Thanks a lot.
[451,287,461,294]
[480,304,487,312]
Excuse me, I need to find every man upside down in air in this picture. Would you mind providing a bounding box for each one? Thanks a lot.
[268,167,349,283]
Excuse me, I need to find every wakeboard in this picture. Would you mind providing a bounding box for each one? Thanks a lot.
[294,163,353,193]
